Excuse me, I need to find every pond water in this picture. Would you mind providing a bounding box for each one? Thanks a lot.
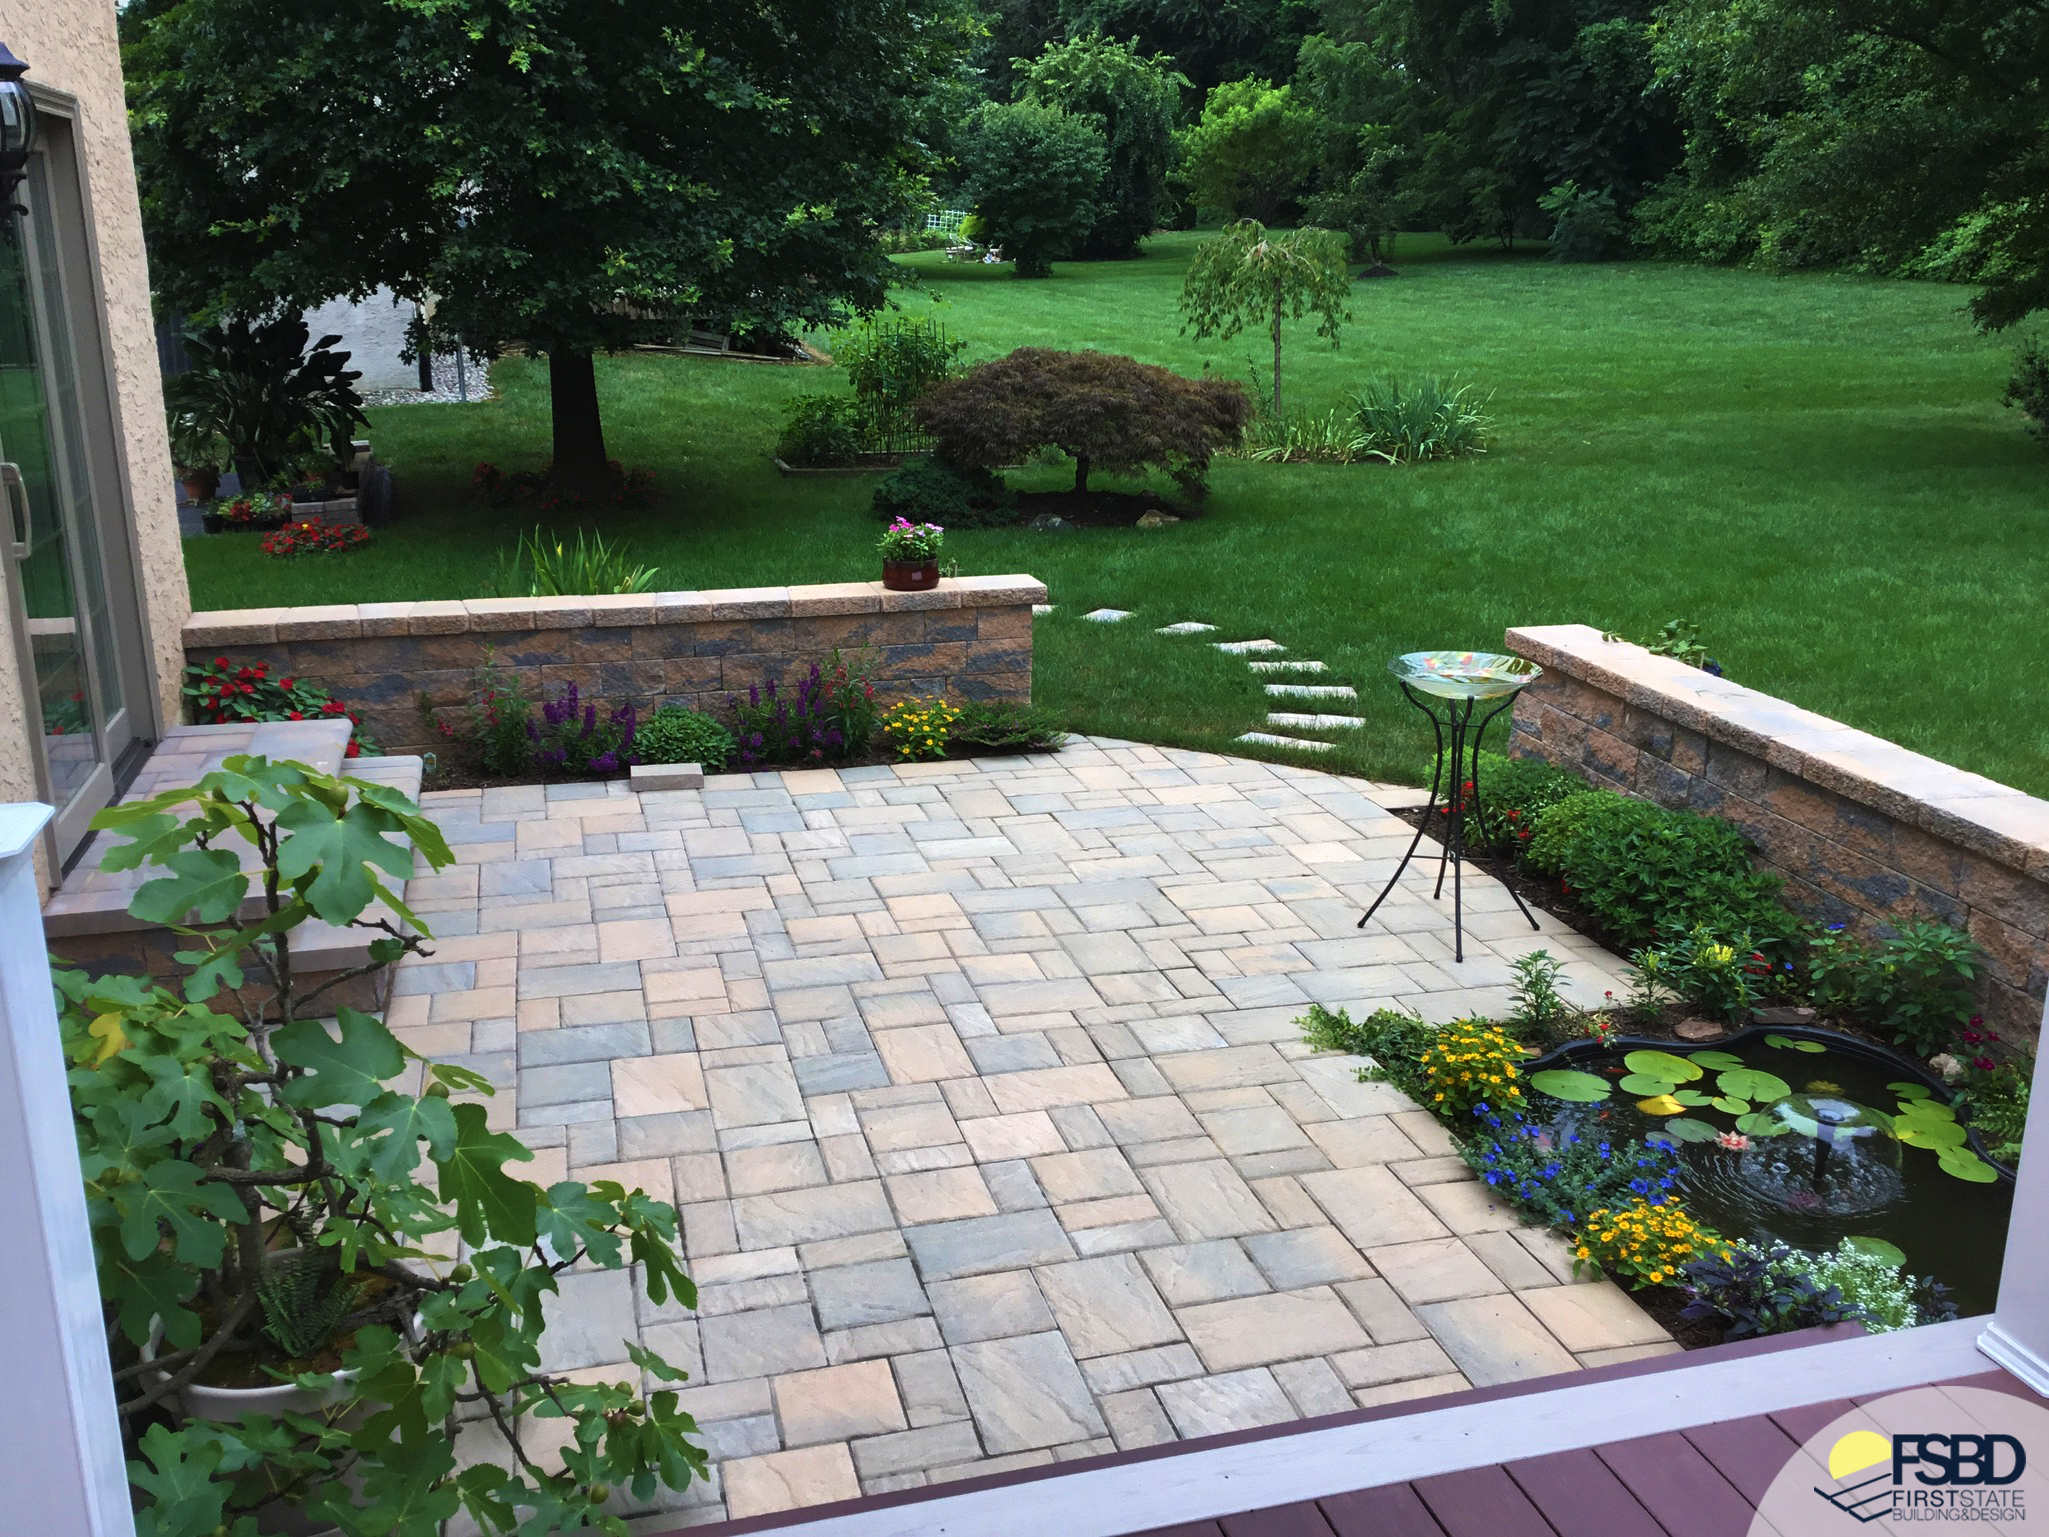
[1525,1030,2013,1315]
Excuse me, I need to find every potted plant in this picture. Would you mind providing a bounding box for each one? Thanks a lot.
[167,401,226,506]
[878,516,944,590]
[72,756,707,1535]
[205,489,295,533]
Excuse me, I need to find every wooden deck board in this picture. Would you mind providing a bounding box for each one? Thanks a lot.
[1316,1483,1448,1537]
[1505,1447,1665,1537]
[1595,1432,1756,1537]
[1218,1506,1336,1537]
[1678,1416,1805,1506]
[1410,1465,1558,1537]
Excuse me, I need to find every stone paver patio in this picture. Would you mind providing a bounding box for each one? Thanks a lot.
[392,737,1673,1528]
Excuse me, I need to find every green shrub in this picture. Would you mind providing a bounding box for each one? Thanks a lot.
[776,395,864,466]
[871,457,1020,528]
[2004,336,2049,446]
[1539,180,1627,262]
[635,706,735,771]
[1299,1003,1436,1106]
[1351,375,1491,462]
[950,698,1068,753]
[1638,924,1776,1022]
[1959,1055,2030,1164]
[1454,750,1587,855]
[1807,920,1982,1056]
[1525,790,1797,953]
[959,100,1107,278]
[833,315,965,453]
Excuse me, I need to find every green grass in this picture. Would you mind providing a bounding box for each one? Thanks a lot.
[183,232,2049,793]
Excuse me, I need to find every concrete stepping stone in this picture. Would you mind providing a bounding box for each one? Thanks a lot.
[1083,608,1133,623]
[1263,683,1358,700]
[1215,639,1285,654]
[1236,732,1335,752]
[1157,621,1218,635]
[1033,604,1055,615]
[1267,711,1366,731]
[1248,660,1326,673]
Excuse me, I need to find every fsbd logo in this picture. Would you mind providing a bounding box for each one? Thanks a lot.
[1817,1429,2028,1523]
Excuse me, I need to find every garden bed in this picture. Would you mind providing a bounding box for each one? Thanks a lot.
[1014,487,1198,527]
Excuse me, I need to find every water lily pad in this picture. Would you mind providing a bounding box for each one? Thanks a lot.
[1673,1089,1714,1106]
[1619,1073,1679,1096]
[1899,1121,1968,1150]
[1717,1067,1792,1102]
[1939,1150,1998,1183]
[1662,1117,1720,1142]
[1625,1050,1702,1083]
[1844,1236,1908,1266]
[1530,1069,1612,1103]
[1889,1082,1934,1101]
[1635,1094,1685,1116]
[1765,1033,1826,1053]
[1690,1050,1746,1071]
[1712,1096,1751,1115]
[1895,1099,1955,1123]
[1735,1111,1793,1137]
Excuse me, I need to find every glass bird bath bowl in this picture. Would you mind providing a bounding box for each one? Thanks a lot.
[1388,650,1542,700]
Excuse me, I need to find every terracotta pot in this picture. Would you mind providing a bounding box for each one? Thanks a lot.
[882,559,940,591]
[181,470,220,505]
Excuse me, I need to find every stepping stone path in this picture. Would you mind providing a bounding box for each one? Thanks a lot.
[1267,711,1366,730]
[1082,608,1133,623]
[1147,619,1417,788]
[1263,683,1358,701]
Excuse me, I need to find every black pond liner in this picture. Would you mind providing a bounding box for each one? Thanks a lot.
[1517,1024,2014,1314]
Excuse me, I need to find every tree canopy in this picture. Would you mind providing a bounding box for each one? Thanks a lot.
[125,0,977,481]
[1018,32,1188,259]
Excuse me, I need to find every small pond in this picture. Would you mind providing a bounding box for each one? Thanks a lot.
[1525,1028,2013,1315]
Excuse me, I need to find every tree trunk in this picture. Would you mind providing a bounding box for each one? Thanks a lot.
[548,349,609,489]
[1073,453,1091,494]
[1271,296,1285,419]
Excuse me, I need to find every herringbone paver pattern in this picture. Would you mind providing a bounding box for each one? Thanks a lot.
[397,738,1669,1530]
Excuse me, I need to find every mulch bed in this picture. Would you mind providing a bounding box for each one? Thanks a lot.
[1016,488,1199,527]
[416,741,1054,793]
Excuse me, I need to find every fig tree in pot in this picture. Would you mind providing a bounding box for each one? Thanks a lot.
[70,756,706,1536]
[878,515,944,590]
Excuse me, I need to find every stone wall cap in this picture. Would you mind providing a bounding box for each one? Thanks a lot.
[356,601,417,637]
[790,582,885,616]
[273,605,364,641]
[1507,621,2049,870]
[408,601,470,635]
[951,573,1050,607]
[185,608,283,647]
[463,595,596,632]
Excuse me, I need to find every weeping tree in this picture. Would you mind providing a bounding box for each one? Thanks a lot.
[126,0,976,490]
[1178,221,1352,417]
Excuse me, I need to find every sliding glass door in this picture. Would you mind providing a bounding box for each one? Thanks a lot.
[0,145,142,859]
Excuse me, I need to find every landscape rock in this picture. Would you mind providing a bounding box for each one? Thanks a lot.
[1135,510,1181,528]
[1750,1005,1818,1026]
[1675,1018,1726,1042]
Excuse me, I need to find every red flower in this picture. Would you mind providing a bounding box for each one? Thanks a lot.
[289,711,303,720]
[345,741,361,758]
[280,677,294,689]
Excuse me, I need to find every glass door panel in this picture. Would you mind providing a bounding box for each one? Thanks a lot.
[0,158,116,856]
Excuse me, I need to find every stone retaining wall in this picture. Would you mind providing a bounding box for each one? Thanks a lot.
[1505,623,2049,1040]
[184,575,1045,754]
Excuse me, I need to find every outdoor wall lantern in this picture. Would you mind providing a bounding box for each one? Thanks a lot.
[0,43,35,216]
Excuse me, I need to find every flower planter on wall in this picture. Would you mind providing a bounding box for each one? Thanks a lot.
[882,559,940,591]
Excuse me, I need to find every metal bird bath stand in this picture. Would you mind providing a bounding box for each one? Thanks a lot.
[1357,651,1545,962]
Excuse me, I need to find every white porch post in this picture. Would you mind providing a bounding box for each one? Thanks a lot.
[0,804,136,1536]
[1978,991,2049,1393]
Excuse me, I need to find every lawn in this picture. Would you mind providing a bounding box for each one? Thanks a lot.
[183,232,2049,794]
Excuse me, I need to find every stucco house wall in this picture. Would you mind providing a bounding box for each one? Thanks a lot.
[1,0,189,880]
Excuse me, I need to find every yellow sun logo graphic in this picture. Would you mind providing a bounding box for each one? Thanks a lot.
[1828,1430,1894,1482]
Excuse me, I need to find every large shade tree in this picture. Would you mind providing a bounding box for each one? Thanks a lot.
[126,0,976,487]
